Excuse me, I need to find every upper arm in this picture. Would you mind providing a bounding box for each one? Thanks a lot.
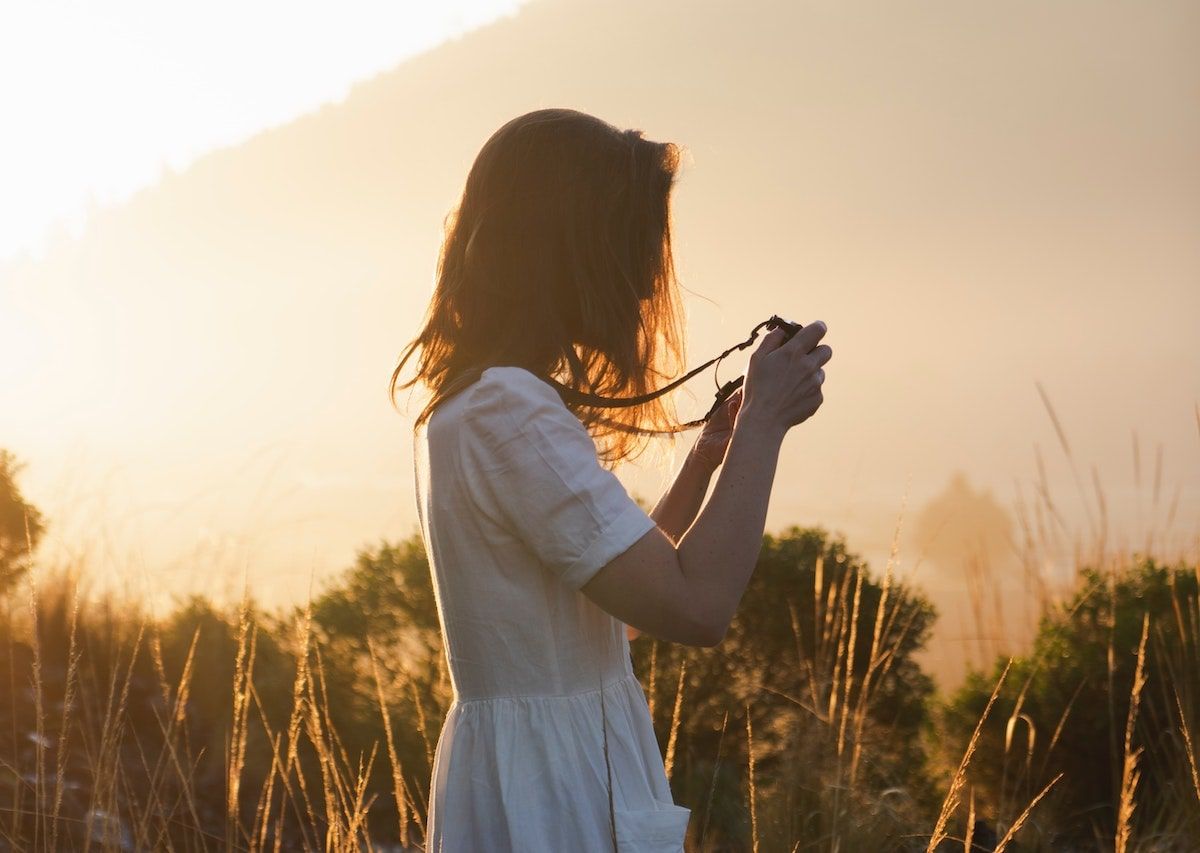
[457,368,717,647]
[580,525,721,648]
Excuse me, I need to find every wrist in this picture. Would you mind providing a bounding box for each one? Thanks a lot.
[733,405,787,445]
[685,443,719,477]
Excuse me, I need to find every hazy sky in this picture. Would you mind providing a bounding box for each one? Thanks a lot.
[0,0,526,263]
[3,0,1197,686]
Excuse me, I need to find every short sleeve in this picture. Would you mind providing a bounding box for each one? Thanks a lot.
[457,367,657,590]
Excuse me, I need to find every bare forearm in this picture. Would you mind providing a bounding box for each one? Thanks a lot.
[675,410,786,637]
[649,448,714,544]
[627,447,715,641]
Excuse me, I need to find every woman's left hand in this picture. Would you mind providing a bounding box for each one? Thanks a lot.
[690,386,743,472]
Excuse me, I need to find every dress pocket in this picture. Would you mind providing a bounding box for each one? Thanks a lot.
[613,800,691,852]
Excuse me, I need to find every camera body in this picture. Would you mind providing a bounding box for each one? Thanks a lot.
[701,315,803,421]
[766,314,803,343]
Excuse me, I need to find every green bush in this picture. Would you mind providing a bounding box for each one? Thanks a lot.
[938,557,1200,848]
[632,525,939,850]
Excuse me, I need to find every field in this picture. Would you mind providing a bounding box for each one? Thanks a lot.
[1,429,1198,852]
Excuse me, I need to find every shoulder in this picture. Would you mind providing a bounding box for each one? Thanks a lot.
[463,366,579,442]
[467,365,562,412]
[478,365,560,398]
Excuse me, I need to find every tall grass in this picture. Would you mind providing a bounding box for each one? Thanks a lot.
[0,575,426,851]
[4,551,1193,849]
[933,388,1200,850]
[1,387,1194,850]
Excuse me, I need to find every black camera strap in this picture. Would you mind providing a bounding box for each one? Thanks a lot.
[541,315,801,435]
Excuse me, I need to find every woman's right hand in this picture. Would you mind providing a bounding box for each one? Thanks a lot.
[740,320,831,433]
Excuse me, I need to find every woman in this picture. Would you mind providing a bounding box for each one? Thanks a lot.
[391,108,831,852]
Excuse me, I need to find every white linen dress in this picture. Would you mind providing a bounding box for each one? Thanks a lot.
[413,365,692,852]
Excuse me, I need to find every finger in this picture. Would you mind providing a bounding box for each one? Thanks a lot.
[809,344,833,367]
[717,391,741,422]
[784,320,827,354]
[754,326,790,357]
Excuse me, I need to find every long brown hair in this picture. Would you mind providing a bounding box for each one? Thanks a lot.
[390,108,688,466]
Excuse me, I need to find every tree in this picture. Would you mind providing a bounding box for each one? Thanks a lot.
[298,535,449,842]
[0,449,45,590]
[631,525,940,849]
[938,558,1200,847]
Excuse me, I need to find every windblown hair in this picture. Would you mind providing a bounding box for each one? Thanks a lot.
[390,108,688,466]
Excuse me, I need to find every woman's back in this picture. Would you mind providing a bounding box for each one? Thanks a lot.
[415,365,692,851]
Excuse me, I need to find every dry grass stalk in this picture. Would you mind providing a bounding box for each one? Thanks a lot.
[745,702,758,853]
[25,581,46,850]
[825,565,853,726]
[848,506,900,784]
[255,729,282,852]
[227,600,257,847]
[368,637,412,847]
[787,599,821,717]
[1106,571,1120,810]
[998,662,1044,826]
[1035,381,1098,544]
[249,680,311,851]
[137,625,207,848]
[1115,612,1150,853]
[1173,684,1200,807]
[300,646,341,849]
[699,709,729,852]
[242,680,282,849]
[963,787,975,852]
[85,620,146,852]
[813,551,824,651]
[309,646,365,849]
[993,772,1064,853]
[285,606,321,840]
[926,658,1013,852]
[49,590,81,853]
[343,742,379,845]
[4,595,21,847]
[409,678,434,773]
[836,566,864,760]
[664,657,686,783]
[1035,680,1084,783]
[646,638,658,723]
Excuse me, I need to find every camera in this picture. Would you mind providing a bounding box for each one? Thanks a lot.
[765,314,803,342]
[544,313,811,432]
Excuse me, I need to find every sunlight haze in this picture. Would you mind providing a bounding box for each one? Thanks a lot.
[3,0,1197,686]
[0,0,527,263]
